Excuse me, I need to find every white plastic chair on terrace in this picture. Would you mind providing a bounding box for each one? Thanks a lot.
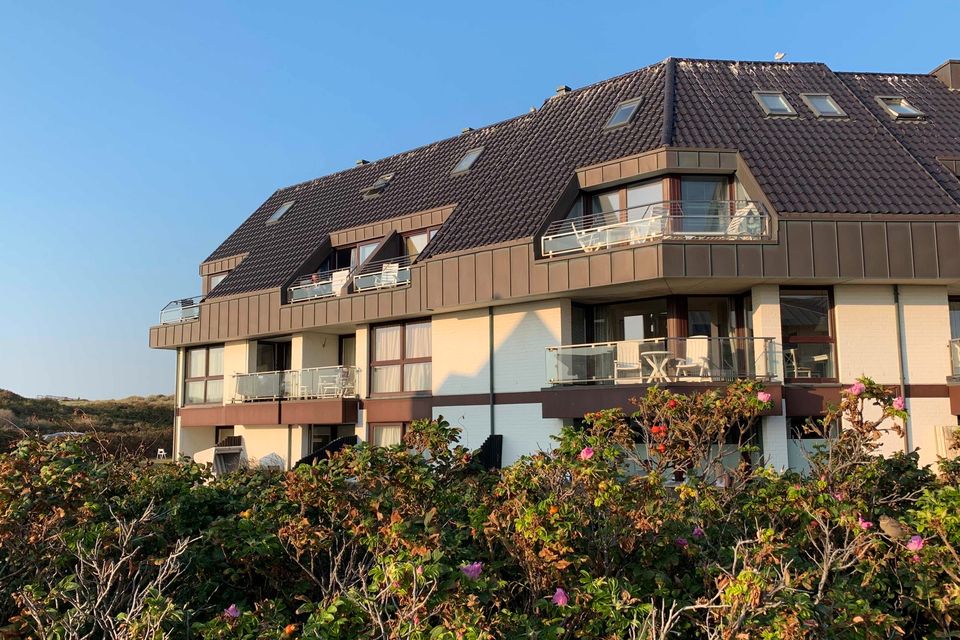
[374,263,400,289]
[727,205,761,237]
[331,269,350,296]
[785,348,813,378]
[571,220,604,253]
[157,448,167,460]
[614,341,642,383]
[673,336,713,380]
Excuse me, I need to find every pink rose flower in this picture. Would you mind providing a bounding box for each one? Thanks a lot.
[551,587,569,606]
[675,537,689,548]
[906,535,924,552]
[692,526,705,538]
[579,446,594,460]
[858,515,873,530]
[893,396,905,411]
[460,562,483,580]
[224,604,240,619]
[848,382,866,396]
[757,391,772,403]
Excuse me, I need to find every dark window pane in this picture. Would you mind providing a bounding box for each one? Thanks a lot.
[780,292,830,338]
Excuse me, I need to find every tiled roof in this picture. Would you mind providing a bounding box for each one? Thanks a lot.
[204,57,960,299]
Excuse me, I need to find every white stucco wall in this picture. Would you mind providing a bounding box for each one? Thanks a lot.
[222,340,250,404]
[492,299,570,393]
[433,404,491,451]
[751,285,789,469]
[496,403,561,464]
[178,425,215,460]
[432,308,491,395]
[294,332,340,369]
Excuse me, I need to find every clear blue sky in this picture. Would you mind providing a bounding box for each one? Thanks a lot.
[0,1,957,399]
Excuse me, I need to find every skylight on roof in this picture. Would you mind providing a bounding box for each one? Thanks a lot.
[876,96,924,119]
[801,93,846,118]
[604,97,642,129]
[753,91,797,116]
[452,147,484,175]
[360,173,395,200]
[266,201,294,225]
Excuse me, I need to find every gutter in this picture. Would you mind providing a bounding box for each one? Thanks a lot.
[893,285,910,453]
[489,306,495,436]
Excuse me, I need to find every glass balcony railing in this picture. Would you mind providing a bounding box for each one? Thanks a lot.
[546,336,780,385]
[159,296,202,324]
[540,200,770,257]
[783,343,836,380]
[353,255,413,292]
[949,339,960,381]
[234,366,359,402]
[288,268,351,302]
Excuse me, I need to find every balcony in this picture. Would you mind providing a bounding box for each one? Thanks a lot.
[288,268,351,303]
[234,366,359,402]
[159,296,202,324]
[353,256,413,292]
[950,339,960,382]
[546,336,779,385]
[540,200,770,257]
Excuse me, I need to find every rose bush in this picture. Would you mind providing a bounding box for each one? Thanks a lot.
[0,378,957,638]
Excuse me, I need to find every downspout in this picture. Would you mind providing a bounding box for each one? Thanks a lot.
[894,285,910,453]
[287,424,293,471]
[489,306,495,436]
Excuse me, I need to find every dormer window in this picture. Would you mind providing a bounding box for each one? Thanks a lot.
[753,91,797,116]
[603,97,642,130]
[876,96,924,119]
[266,200,294,225]
[452,147,484,175]
[800,93,846,118]
[361,173,395,200]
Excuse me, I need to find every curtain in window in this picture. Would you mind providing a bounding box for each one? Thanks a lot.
[185,381,206,404]
[206,379,224,403]
[208,346,224,376]
[187,348,206,377]
[404,363,432,392]
[372,365,402,393]
[405,322,431,358]
[373,424,403,447]
[374,326,403,361]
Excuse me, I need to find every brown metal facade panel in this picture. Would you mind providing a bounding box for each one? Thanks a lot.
[200,305,211,341]
[426,260,444,309]
[786,221,814,277]
[364,396,433,423]
[492,248,511,299]
[229,299,240,335]
[541,383,782,419]
[548,260,569,291]
[737,244,762,277]
[784,385,842,416]
[811,222,839,278]
[710,244,736,277]
[836,222,865,278]
[442,258,460,307]
[530,260,549,294]
[224,401,281,425]
[377,292,392,318]
[610,249,635,283]
[911,223,940,278]
[684,245,711,277]
[950,384,960,415]
[392,290,407,316]
[364,294,377,320]
[636,245,660,280]
[588,253,612,286]
[887,223,914,278]
[280,399,359,425]
[475,251,493,301]
[179,405,227,427]
[903,384,948,398]
[510,245,530,297]
[861,223,890,278]
[936,222,960,278]
[568,256,590,289]
[762,223,789,277]
[458,254,478,302]
[661,244,685,277]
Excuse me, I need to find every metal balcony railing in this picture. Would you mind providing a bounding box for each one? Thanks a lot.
[546,336,780,385]
[288,268,352,302]
[540,200,770,257]
[353,255,414,292]
[159,296,202,324]
[234,366,359,402]
[950,339,960,382]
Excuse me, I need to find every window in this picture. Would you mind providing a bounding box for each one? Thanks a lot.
[256,339,291,372]
[604,97,642,129]
[950,298,960,340]
[266,201,294,225]
[361,173,396,200]
[184,345,224,404]
[680,175,730,227]
[340,335,357,368]
[371,320,432,393]
[876,96,924,119]
[403,228,438,258]
[789,416,838,440]
[752,91,797,116]
[207,272,227,293]
[800,93,846,117]
[780,289,836,381]
[452,147,484,175]
[319,240,382,273]
[309,425,355,453]
[369,423,405,447]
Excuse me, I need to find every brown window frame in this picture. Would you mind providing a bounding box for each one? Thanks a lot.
[780,287,837,384]
[183,345,224,405]
[369,320,432,396]
[367,422,408,447]
[401,227,439,259]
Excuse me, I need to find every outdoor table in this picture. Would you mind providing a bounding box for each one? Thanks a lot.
[642,350,673,382]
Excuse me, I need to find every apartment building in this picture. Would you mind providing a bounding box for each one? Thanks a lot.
[150,57,960,472]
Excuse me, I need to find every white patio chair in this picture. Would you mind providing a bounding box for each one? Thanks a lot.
[614,341,642,383]
[674,336,713,380]
[726,205,760,237]
[157,448,167,459]
[785,348,813,378]
[373,263,400,289]
[571,220,604,253]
